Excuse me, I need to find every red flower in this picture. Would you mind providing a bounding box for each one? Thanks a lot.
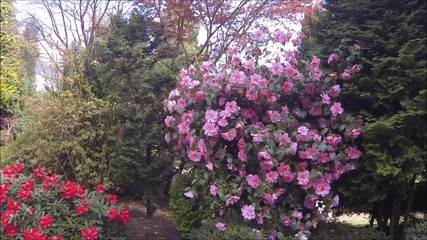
[0,183,10,204]
[43,174,60,186]
[108,194,118,204]
[27,207,35,214]
[76,204,89,214]
[62,181,80,199]
[4,225,19,237]
[96,184,105,193]
[7,199,22,213]
[108,207,119,220]
[81,226,98,240]
[18,189,32,200]
[40,215,54,229]
[1,210,14,227]
[22,179,35,191]
[23,228,46,240]
[34,166,49,177]
[119,206,131,223]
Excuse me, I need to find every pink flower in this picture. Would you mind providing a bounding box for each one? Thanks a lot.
[341,71,351,81]
[329,85,341,98]
[292,211,303,220]
[267,110,281,123]
[348,147,361,159]
[297,126,309,136]
[310,56,320,69]
[246,87,259,101]
[230,71,246,85]
[330,102,344,116]
[203,122,218,137]
[181,112,193,125]
[241,205,256,221]
[177,122,190,134]
[226,196,240,205]
[187,150,202,162]
[246,174,261,189]
[314,182,331,197]
[270,62,284,75]
[215,222,227,231]
[281,217,292,227]
[279,133,291,146]
[254,30,264,41]
[263,193,277,205]
[251,133,263,144]
[320,92,331,105]
[332,195,340,207]
[328,53,339,64]
[218,118,228,127]
[245,59,255,70]
[297,170,310,185]
[282,81,293,95]
[265,171,279,184]
[309,107,322,116]
[238,150,247,162]
[225,101,240,114]
[352,64,361,73]
[210,184,219,196]
[164,116,175,128]
[205,109,219,123]
[258,151,271,161]
[348,128,362,139]
[184,191,194,198]
[274,30,287,43]
[277,163,294,183]
[221,128,237,141]
[232,55,241,65]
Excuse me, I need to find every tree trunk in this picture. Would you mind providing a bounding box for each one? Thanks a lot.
[389,195,401,240]
[403,176,416,231]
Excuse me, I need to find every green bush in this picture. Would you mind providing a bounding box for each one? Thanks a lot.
[184,218,259,240]
[0,93,118,188]
[311,221,389,240]
[169,172,205,233]
[405,220,427,240]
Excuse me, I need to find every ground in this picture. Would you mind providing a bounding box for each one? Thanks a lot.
[120,196,373,240]
[120,197,182,240]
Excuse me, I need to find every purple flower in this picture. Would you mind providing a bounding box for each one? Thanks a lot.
[241,205,256,221]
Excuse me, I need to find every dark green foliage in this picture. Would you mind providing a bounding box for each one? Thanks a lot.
[311,221,389,240]
[300,0,426,237]
[169,172,204,233]
[405,220,427,240]
[184,218,262,240]
[85,10,185,215]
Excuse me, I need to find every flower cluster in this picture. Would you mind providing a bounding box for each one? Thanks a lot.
[164,30,362,238]
[0,164,129,239]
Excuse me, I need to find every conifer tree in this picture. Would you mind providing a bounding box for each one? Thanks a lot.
[300,0,426,238]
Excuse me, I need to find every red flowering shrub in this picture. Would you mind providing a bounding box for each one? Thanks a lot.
[0,164,129,239]
[164,30,363,239]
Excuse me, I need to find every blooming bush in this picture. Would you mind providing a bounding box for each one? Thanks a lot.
[164,30,363,239]
[0,163,130,239]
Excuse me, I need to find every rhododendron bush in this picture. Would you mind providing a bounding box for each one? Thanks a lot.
[164,30,363,239]
[0,164,129,239]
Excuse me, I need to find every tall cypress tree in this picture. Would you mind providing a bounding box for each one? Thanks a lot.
[300,0,426,238]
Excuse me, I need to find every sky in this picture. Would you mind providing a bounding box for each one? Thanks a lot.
[14,0,302,91]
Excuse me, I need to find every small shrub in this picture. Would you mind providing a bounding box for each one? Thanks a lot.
[405,220,427,240]
[0,164,129,239]
[311,220,389,240]
[185,217,299,240]
[169,172,205,233]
